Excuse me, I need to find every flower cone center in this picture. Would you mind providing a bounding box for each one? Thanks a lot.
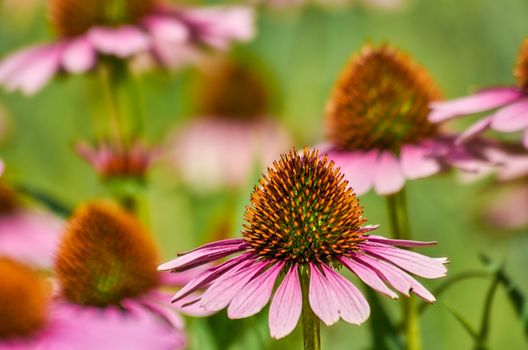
[0,183,20,216]
[198,60,269,121]
[0,258,49,339]
[242,148,366,265]
[55,202,160,307]
[515,38,528,91]
[325,45,442,152]
[49,0,157,37]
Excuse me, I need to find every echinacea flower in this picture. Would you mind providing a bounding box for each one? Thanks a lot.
[167,57,290,192]
[0,181,63,268]
[0,257,187,349]
[322,44,502,196]
[76,139,158,180]
[430,38,528,148]
[159,148,447,339]
[0,0,254,95]
[52,201,203,349]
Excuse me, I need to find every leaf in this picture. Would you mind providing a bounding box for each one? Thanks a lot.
[366,288,404,350]
[15,183,72,217]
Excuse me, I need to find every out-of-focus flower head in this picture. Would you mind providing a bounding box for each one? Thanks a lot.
[0,177,63,268]
[430,38,528,148]
[0,0,255,95]
[321,44,505,196]
[159,148,447,339]
[167,55,290,193]
[51,201,206,349]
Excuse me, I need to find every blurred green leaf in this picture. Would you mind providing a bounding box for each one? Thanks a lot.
[15,183,72,217]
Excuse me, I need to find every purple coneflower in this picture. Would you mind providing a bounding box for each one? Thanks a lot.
[50,201,204,349]
[0,181,63,268]
[159,148,447,342]
[430,38,528,148]
[321,44,501,196]
[0,0,254,95]
[167,57,290,192]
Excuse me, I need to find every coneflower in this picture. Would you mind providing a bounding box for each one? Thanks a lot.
[430,38,528,148]
[159,148,447,348]
[0,0,254,94]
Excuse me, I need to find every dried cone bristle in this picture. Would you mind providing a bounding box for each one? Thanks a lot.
[0,258,49,339]
[49,0,156,37]
[198,60,269,120]
[326,44,442,152]
[242,148,366,265]
[0,183,19,215]
[514,38,528,91]
[55,202,159,307]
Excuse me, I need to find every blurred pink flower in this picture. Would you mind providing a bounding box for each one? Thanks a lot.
[76,139,159,180]
[430,38,528,148]
[0,182,63,268]
[0,0,255,95]
[159,149,447,339]
[323,44,503,196]
[167,57,290,192]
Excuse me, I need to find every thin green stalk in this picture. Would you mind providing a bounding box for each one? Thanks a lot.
[474,273,501,350]
[386,189,421,350]
[300,269,321,350]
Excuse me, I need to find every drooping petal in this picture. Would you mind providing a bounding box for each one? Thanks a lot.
[490,99,528,132]
[227,262,284,318]
[354,255,436,303]
[327,149,379,195]
[178,238,245,255]
[365,235,437,247]
[523,129,528,148]
[143,15,189,43]
[374,151,405,195]
[320,264,370,324]
[89,26,150,58]
[457,116,493,143]
[157,242,246,272]
[400,144,441,179]
[341,257,398,299]
[429,87,523,122]
[200,260,268,313]
[308,263,340,326]
[62,36,96,73]
[269,265,302,339]
[362,244,448,278]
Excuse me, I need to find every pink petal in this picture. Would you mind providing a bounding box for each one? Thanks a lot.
[88,26,150,58]
[157,242,246,272]
[326,149,379,195]
[62,36,96,73]
[457,116,493,143]
[0,46,42,81]
[340,257,398,299]
[374,151,405,195]
[320,264,370,325]
[429,87,523,122]
[354,255,436,303]
[490,99,528,132]
[178,238,245,255]
[400,144,441,179]
[227,262,284,318]
[362,244,448,279]
[199,260,267,312]
[269,265,302,339]
[143,15,189,43]
[308,263,340,326]
[0,159,4,176]
[365,235,437,247]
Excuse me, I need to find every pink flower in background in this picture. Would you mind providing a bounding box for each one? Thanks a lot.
[0,0,254,95]
[430,38,528,148]
[0,181,63,268]
[76,139,159,180]
[322,44,504,196]
[167,57,290,192]
[159,149,447,339]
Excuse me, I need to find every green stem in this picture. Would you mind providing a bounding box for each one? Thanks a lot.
[300,269,321,350]
[475,273,501,350]
[385,189,421,350]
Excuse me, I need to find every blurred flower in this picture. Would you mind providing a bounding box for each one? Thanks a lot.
[0,181,63,268]
[52,201,205,349]
[0,0,255,95]
[167,57,290,192]
[430,38,528,148]
[76,139,159,180]
[159,148,447,339]
[322,44,502,195]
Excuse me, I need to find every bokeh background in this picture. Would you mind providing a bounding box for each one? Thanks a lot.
[1,0,528,349]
